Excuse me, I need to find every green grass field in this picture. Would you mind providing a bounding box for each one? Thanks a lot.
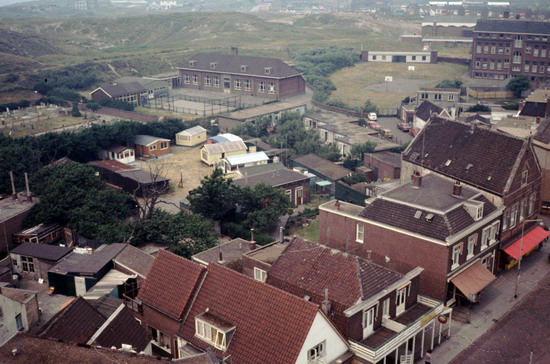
[330,62,469,109]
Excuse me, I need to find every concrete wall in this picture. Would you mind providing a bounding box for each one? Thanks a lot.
[0,288,39,345]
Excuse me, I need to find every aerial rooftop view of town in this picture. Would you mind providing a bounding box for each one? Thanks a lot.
[0,0,549,363]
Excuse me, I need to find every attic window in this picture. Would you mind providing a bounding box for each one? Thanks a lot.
[189,60,196,67]
[487,176,492,181]
[410,152,420,161]
[240,65,248,72]
[210,62,218,70]
[445,159,452,167]
[425,213,434,222]
[463,200,484,221]
[264,67,272,75]
[195,312,235,351]
[414,210,422,219]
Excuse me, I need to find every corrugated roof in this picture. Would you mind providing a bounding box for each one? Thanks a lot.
[11,243,72,261]
[137,250,206,320]
[202,140,247,154]
[181,53,302,79]
[225,151,269,165]
[180,125,207,137]
[135,134,170,146]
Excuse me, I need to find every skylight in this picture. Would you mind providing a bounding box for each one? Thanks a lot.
[414,210,422,219]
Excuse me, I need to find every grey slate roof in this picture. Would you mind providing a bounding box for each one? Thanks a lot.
[475,19,550,35]
[11,243,72,261]
[402,117,527,196]
[49,244,126,275]
[113,244,154,278]
[135,134,170,146]
[232,168,310,188]
[100,82,147,97]
[181,53,302,79]
[415,100,444,121]
[292,153,350,181]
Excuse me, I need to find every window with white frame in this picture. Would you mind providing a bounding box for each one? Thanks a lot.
[204,75,211,86]
[481,226,491,249]
[234,79,241,90]
[521,170,528,185]
[268,82,276,94]
[258,81,265,93]
[183,74,190,84]
[510,203,518,228]
[467,234,477,258]
[244,80,251,91]
[213,76,220,88]
[21,256,35,273]
[195,319,229,350]
[308,341,326,362]
[149,326,171,352]
[528,192,536,215]
[489,221,500,244]
[149,145,157,151]
[452,243,462,268]
[253,267,267,283]
[356,223,364,243]
[502,209,509,231]
[448,94,455,101]
[192,75,198,85]
[519,198,527,222]
[160,142,168,150]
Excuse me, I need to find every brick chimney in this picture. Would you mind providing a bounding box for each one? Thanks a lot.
[412,171,422,188]
[334,200,341,210]
[453,181,462,197]
[231,46,239,56]
[24,172,32,202]
[321,288,332,316]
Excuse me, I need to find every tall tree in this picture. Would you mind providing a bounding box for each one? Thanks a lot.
[188,168,234,221]
[506,76,531,98]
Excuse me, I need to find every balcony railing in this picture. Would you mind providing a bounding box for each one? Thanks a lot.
[349,295,445,363]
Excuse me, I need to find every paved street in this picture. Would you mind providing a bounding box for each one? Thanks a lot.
[431,218,550,364]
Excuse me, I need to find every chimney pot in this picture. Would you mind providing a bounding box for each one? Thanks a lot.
[321,288,331,316]
[411,171,422,188]
[334,200,340,210]
[453,181,462,197]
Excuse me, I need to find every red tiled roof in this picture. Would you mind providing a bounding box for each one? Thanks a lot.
[137,250,206,320]
[177,264,319,364]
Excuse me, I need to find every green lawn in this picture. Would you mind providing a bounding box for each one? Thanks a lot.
[291,217,320,243]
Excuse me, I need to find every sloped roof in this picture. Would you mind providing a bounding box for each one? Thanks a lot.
[135,134,170,146]
[202,140,247,155]
[180,125,207,137]
[475,19,550,35]
[11,243,72,261]
[232,168,310,188]
[181,53,301,79]
[137,250,206,320]
[92,305,150,352]
[268,238,403,308]
[534,117,550,144]
[225,151,269,166]
[402,117,527,195]
[415,100,444,121]
[292,153,350,181]
[369,151,402,168]
[97,82,147,98]
[176,264,320,364]
[49,244,126,275]
[39,297,106,344]
[113,244,154,278]
[104,145,134,153]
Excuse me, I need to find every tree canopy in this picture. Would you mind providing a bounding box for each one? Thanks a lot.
[506,75,531,98]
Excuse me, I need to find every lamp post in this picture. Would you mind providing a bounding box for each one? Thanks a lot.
[514,219,543,298]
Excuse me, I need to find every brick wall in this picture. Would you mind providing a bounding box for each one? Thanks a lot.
[136,304,182,358]
[364,155,400,181]
[136,141,171,157]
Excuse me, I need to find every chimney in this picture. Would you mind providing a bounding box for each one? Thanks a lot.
[453,181,462,197]
[321,288,332,316]
[411,171,422,188]
[24,172,32,202]
[503,11,510,18]
[334,200,340,210]
[279,226,284,242]
[218,246,224,264]
[9,171,17,200]
[231,46,238,56]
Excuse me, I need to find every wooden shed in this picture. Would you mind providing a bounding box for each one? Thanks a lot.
[176,125,207,147]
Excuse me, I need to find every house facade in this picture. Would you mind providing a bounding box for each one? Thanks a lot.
[470,19,550,82]
[222,151,269,176]
[135,135,171,157]
[360,51,438,63]
[364,151,402,181]
[0,287,40,345]
[244,237,449,364]
[11,243,73,283]
[415,88,460,111]
[12,223,62,245]
[179,52,306,100]
[320,174,503,305]
[100,146,136,164]
[200,140,248,166]
[90,82,148,106]
[401,117,543,271]
[175,125,207,147]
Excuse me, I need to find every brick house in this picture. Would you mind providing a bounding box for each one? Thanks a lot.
[401,117,544,271]
[320,173,504,305]
[128,250,351,362]
[265,237,448,364]
[179,52,306,100]
[90,82,148,106]
[134,135,171,158]
[10,243,73,283]
[364,151,401,181]
[470,19,550,82]
[416,88,460,111]
[0,287,40,345]
[231,167,311,205]
[412,100,452,131]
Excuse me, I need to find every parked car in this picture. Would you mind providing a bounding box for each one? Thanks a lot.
[368,112,377,121]
[371,123,382,130]
[410,127,421,137]
[397,123,411,132]
[381,129,393,138]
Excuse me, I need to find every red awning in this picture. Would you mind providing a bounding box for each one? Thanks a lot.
[503,226,549,260]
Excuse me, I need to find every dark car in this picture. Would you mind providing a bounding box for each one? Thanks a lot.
[397,123,411,132]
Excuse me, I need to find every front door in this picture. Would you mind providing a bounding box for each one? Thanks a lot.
[295,187,304,205]
[362,307,375,338]
[396,287,407,316]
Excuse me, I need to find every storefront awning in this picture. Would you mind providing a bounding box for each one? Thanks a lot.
[503,226,549,260]
[451,261,496,301]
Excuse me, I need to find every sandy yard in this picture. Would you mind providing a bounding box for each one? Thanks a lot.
[136,145,213,213]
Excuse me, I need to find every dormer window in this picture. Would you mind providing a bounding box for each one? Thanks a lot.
[463,200,484,221]
[189,60,196,67]
[240,65,248,72]
[195,312,235,351]
[210,62,218,70]
[264,67,272,75]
